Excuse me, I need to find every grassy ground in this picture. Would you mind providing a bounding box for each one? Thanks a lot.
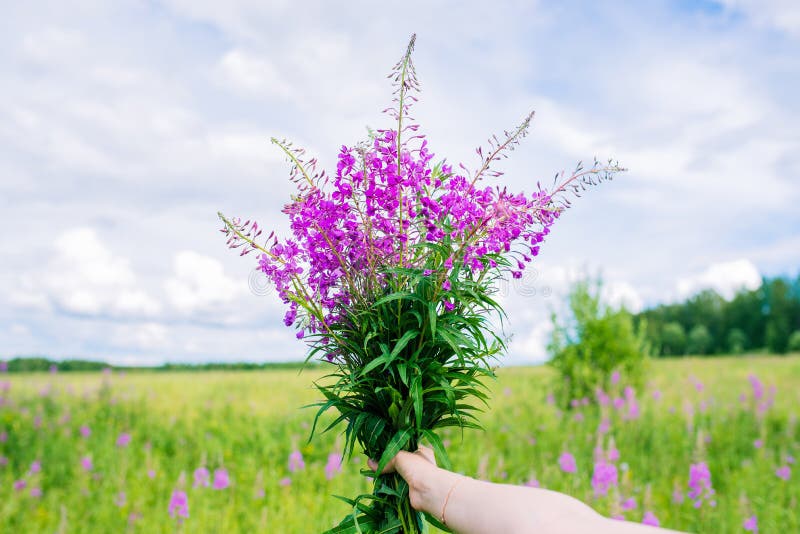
[1,355,798,533]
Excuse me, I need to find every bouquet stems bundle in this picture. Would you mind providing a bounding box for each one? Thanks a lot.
[219,34,621,533]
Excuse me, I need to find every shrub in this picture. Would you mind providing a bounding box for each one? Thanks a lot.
[548,278,649,407]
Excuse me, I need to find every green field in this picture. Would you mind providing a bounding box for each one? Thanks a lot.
[1,356,798,533]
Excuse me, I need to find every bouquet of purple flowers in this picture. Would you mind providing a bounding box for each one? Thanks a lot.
[219,35,620,533]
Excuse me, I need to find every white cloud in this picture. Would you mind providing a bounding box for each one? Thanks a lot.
[716,0,800,36]
[676,259,762,300]
[164,250,244,314]
[218,49,294,99]
[11,227,161,317]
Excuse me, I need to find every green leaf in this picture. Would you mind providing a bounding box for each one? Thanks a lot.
[376,428,412,476]
[412,375,422,430]
[428,302,437,338]
[421,429,451,470]
[390,330,419,360]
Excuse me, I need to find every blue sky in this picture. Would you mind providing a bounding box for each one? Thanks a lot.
[1,0,798,365]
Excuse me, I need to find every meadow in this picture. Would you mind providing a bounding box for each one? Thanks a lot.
[0,355,798,533]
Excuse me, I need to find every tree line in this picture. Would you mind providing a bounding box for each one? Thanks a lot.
[634,273,800,356]
[0,357,316,373]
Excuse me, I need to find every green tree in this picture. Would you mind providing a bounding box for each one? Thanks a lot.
[788,330,800,352]
[548,278,649,407]
[660,322,687,356]
[687,324,713,355]
[726,328,748,354]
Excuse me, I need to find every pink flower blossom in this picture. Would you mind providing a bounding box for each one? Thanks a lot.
[524,477,540,488]
[80,425,91,438]
[688,462,715,508]
[14,479,26,491]
[194,467,210,488]
[754,439,763,449]
[0,431,7,442]
[168,490,189,518]
[148,469,156,479]
[775,465,791,481]
[30,487,42,498]
[114,491,126,507]
[279,477,292,486]
[80,456,93,471]
[558,452,577,473]
[288,450,305,472]
[611,370,621,385]
[743,515,758,532]
[642,511,659,527]
[591,461,618,497]
[325,453,343,480]
[212,468,230,489]
[620,497,636,511]
[30,460,41,474]
[116,433,131,447]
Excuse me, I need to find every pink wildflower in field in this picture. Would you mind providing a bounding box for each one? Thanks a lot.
[754,439,763,449]
[612,397,625,410]
[288,449,305,472]
[116,432,131,447]
[33,415,42,429]
[611,370,621,385]
[14,479,26,491]
[325,453,342,480]
[0,361,6,372]
[193,467,210,487]
[80,456,93,471]
[30,460,41,474]
[168,490,189,518]
[621,497,636,511]
[596,388,610,407]
[0,456,7,466]
[279,477,291,486]
[748,374,763,401]
[624,387,640,419]
[652,389,662,401]
[546,393,555,405]
[611,514,625,521]
[743,515,758,532]
[573,412,584,422]
[30,487,42,498]
[672,488,684,504]
[597,418,611,435]
[50,364,58,374]
[524,477,540,488]
[591,460,618,497]
[115,491,126,507]
[212,468,230,489]
[148,469,156,479]
[642,511,659,526]
[786,454,796,464]
[558,452,577,473]
[607,442,620,463]
[688,462,715,508]
[0,431,7,442]
[80,425,91,438]
[775,465,791,481]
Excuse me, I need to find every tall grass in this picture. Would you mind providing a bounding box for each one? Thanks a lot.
[1,355,798,532]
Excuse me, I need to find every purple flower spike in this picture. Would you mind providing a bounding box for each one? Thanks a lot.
[168,490,189,519]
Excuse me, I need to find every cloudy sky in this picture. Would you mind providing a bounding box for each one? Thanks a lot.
[1,0,798,366]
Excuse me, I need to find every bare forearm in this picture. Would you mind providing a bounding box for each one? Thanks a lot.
[415,465,680,534]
